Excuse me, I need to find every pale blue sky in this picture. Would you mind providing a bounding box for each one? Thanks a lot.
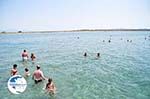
[0,0,150,31]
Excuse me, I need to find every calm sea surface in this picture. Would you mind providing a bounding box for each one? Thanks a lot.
[0,31,150,99]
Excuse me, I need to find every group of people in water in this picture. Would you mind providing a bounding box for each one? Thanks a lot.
[145,35,150,40]
[84,52,100,58]
[22,50,36,61]
[10,50,56,95]
[102,35,150,43]
[102,38,133,43]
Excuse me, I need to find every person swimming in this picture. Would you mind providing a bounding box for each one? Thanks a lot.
[31,53,36,61]
[24,68,30,77]
[11,64,18,76]
[97,53,100,58]
[22,50,29,61]
[32,65,47,84]
[45,78,56,94]
[84,52,87,57]
[130,40,132,42]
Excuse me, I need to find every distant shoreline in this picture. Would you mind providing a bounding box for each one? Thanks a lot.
[1,29,150,34]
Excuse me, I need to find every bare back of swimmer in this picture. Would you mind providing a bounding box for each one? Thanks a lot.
[22,50,29,61]
[32,65,47,84]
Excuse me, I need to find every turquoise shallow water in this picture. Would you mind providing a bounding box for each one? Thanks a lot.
[0,31,150,99]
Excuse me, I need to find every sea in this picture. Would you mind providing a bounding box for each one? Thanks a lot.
[0,31,150,99]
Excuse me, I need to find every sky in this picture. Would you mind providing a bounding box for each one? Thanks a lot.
[0,0,150,31]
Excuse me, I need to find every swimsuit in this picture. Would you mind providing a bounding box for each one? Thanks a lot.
[34,79,42,84]
[12,69,17,75]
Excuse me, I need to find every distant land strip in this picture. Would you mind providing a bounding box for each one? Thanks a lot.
[1,29,150,34]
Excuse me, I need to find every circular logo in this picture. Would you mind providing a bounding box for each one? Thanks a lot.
[7,75,27,94]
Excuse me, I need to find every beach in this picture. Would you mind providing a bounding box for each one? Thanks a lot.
[0,31,150,99]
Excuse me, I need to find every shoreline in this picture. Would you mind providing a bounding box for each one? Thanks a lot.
[1,29,150,34]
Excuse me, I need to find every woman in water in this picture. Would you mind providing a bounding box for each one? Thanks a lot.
[10,64,18,76]
[45,78,56,94]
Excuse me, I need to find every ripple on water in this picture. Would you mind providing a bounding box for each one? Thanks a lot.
[0,31,150,99]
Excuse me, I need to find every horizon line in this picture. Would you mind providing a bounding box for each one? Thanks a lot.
[1,28,150,34]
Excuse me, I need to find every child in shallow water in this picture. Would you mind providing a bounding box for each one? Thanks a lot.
[31,53,36,61]
[45,78,56,94]
[11,64,18,76]
[24,68,30,77]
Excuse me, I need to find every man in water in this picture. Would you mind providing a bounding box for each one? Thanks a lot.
[32,65,47,84]
[22,50,29,61]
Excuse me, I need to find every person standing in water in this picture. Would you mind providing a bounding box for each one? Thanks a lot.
[84,52,87,57]
[45,78,56,94]
[31,53,36,61]
[97,53,100,58]
[22,50,29,61]
[32,65,47,84]
[10,64,18,76]
[24,68,30,77]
